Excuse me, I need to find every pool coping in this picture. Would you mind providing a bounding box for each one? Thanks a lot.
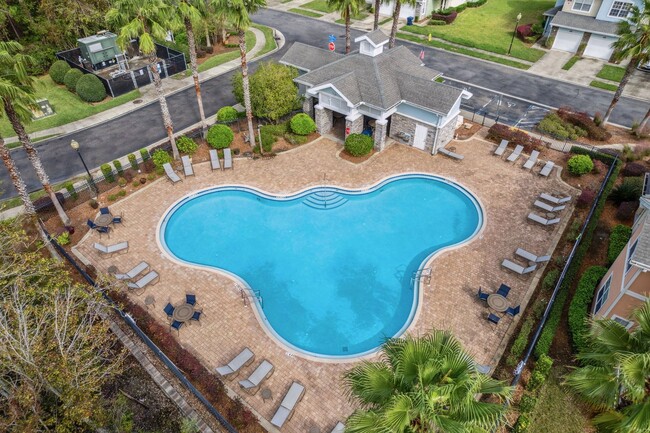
[155,172,486,364]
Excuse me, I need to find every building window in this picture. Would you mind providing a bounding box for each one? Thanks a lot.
[572,0,593,12]
[609,1,632,18]
[625,239,638,273]
[612,315,633,329]
[594,275,612,313]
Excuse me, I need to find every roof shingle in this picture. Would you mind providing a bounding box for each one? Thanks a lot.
[551,11,620,36]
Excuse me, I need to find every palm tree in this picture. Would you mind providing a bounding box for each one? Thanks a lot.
[0,41,70,226]
[344,330,512,433]
[107,0,181,159]
[566,300,650,433]
[601,0,650,126]
[388,0,418,49]
[329,0,365,54]
[178,0,207,133]
[373,0,381,30]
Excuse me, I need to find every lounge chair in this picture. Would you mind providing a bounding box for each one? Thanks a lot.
[238,360,274,393]
[506,305,521,317]
[186,293,196,306]
[507,145,524,162]
[502,259,537,275]
[331,422,345,433]
[96,226,110,237]
[540,193,571,204]
[523,150,539,169]
[93,241,129,256]
[496,284,511,298]
[114,261,149,280]
[533,200,566,212]
[487,313,500,324]
[494,140,508,156]
[87,219,98,230]
[209,149,221,171]
[539,161,554,177]
[515,248,551,263]
[271,381,305,428]
[215,347,254,377]
[528,212,560,226]
[164,302,175,319]
[478,287,489,301]
[223,148,233,170]
[438,147,464,160]
[163,162,182,183]
[181,155,194,177]
[127,270,159,290]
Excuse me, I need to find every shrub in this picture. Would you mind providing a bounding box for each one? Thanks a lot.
[568,266,608,351]
[538,113,586,140]
[56,231,70,245]
[285,133,308,145]
[622,162,648,177]
[117,177,127,187]
[467,0,487,6]
[454,3,467,12]
[531,23,544,35]
[577,189,595,208]
[617,201,638,220]
[49,60,71,84]
[487,124,543,153]
[216,106,239,123]
[289,113,316,135]
[513,414,530,433]
[151,149,172,169]
[608,224,632,264]
[610,176,644,204]
[112,159,123,175]
[132,180,140,188]
[516,24,533,40]
[177,136,198,154]
[542,269,559,291]
[261,122,288,138]
[140,148,150,161]
[429,19,447,25]
[558,107,611,141]
[75,74,106,102]
[510,317,534,359]
[101,163,115,183]
[431,11,457,24]
[345,133,374,156]
[535,354,553,378]
[128,153,138,170]
[118,189,126,197]
[527,370,546,392]
[64,181,78,201]
[107,193,117,202]
[571,146,616,165]
[519,394,537,413]
[63,69,83,92]
[567,154,593,176]
[258,132,275,153]
[206,124,234,149]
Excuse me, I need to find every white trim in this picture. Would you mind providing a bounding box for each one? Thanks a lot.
[611,314,634,329]
[311,84,355,108]
[393,110,438,127]
[594,274,612,314]
[608,1,633,18]
[624,289,648,301]
[552,23,618,37]
[625,238,639,275]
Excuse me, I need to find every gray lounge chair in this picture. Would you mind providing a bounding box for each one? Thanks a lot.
[127,270,159,290]
[494,139,508,156]
[238,360,274,393]
[515,248,551,263]
[163,163,182,183]
[215,347,254,377]
[209,149,221,171]
[271,381,305,428]
[114,261,149,280]
[223,148,233,170]
[539,161,554,177]
[331,422,345,433]
[527,212,560,226]
[181,155,194,177]
[93,241,129,256]
[502,259,537,275]
[534,200,566,212]
[540,193,571,204]
[523,150,539,169]
[438,147,464,160]
[507,145,524,162]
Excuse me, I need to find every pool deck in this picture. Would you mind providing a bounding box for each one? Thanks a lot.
[74,136,577,433]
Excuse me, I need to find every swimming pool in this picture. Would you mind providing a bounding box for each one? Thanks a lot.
[159,174,483,358]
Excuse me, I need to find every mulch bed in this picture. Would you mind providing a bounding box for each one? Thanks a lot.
[338,148,375,164]
[455,121,482,140]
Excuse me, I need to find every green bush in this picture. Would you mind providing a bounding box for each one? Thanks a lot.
[75,74,106,102]
[216,106,239,123]
[289,113,316,135]
[519,394,537,413]
[567,154,594,176]
[570,146,616,165]
[608,224,632,264]
[527,370,546,392]
[285,133,308,145]
[513,414,530,433]
[49,60,70,84]
[261,122,288,138]
[260,131,275,152]
[112,160,123,176]
[140,148,150,161]
[538,113,587,140]
[345,133,374,157]
[128,153,138,170]
[535,354,553,377]
[206,124,234,149]
[510,317,534,359]
[177,136,198,154]
[101,163,115,183]
[610,176,644,204]
[542,269,559,291]
[152,149,172,169]
[63,69,83,92]
[568,266,608,352]
[117,177,127,187]
[64,181,77,201]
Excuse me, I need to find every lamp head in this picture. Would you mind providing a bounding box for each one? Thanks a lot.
[517,13,522,21]
[70,139,80,150]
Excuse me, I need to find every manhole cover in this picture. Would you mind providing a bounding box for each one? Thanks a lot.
[133,99,143,104]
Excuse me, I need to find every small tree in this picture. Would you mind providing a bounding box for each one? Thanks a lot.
[290,113,316,135]
[345,133,374,156]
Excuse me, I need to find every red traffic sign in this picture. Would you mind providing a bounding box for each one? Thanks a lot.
[328,42,335,51]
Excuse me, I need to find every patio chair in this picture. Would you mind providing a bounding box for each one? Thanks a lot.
[438,147,464,160]
[96,225,110,237]
[164,302,175,320]
[515,248,551,263]
[112,211,124,225]
[539,161,554,177]
[115,261,149,280]
[238,360,274,393]
[487,313,500,324]
[478,287,489,301]
[99,207,110,215]
[215,347,255,377]
[190,310,202,322]
[527,212,561,226]
[87,219,98,230]
[163,162,182,183]
[496,283,511,298]
[224,148,233,170]
[506,305,521,317]
[502,259,537,275]
[534,200,565,212]
[93,241,129,256]
[127,271,159,291]
[181,155,194,177]
[186,293,196,306]
[171,320,183,333]
[494,140,508,156]
[271,381,305,428]
[331,422,345,433]
[507,145,524,162]
[540,193,571,204]
[210,149,221,171]
[523,150,539,170]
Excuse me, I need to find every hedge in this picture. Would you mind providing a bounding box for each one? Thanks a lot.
[100,163,115,183]
[128,153,138,170]
[289,113,316,135]
[206,124,234,149]
[487,124,543,153]
[216,106,238,123]
[49,60,70,84]
[140,148,150,161]
[570,146,616,165]
[568,266,608,352]
[607,224,632,264]
[75,73,106,102]
[63,68,83,92]
[345,133,374,156]
[558,107,611,141]
[431,11,457,24]
[112,159,123,176]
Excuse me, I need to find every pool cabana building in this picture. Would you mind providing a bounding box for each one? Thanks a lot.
[280,30,472,153]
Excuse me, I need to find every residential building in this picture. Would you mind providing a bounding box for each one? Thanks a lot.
[279,30,471,153]
[544,0,645,60]
[374,0,468,20]
[592,173,650,328]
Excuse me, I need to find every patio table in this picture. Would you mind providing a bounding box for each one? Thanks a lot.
[487,294,508,312]
[95,213,113,227]
[173,303,194,322]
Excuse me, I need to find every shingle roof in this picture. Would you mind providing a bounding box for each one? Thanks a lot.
[359,29,390,46]
[631,215,650,270]
[543,5,562,17]
[551,11,619,36]
[279,42,344,72]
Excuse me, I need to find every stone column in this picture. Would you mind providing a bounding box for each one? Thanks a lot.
[314,104,333,135]
[302,96,314,117]
[345,112,363,140]
[436,119,456,150]
[373,119,388,151]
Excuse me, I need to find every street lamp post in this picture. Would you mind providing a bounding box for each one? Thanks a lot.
[508,13,523,56]
[70,139,98,197]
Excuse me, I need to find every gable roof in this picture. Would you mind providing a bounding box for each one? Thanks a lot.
[355,29,389,46]
[551,11,619,36]
[280,42,344,72]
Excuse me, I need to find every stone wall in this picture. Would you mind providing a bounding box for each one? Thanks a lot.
[345,113,363,140]
[389,113,457,153]
[436,117,457,151]
[303,96,314,117]
[389,113,416,146]
[373,119,388,151]
[315,105,333,135]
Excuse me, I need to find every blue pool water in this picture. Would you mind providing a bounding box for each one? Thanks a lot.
[160,174,482,358]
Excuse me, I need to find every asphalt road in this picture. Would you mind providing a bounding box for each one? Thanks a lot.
[1,8,647,200]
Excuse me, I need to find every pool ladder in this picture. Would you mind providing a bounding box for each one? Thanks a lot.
[302,190,348,210]
[237,284,263,309]
[411,267,432,285]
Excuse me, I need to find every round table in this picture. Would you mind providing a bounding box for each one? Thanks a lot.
[487,294,509,312]
[173,303,194,322]
[260,388,272,402]
[144,295,156,308]
[95,213,113,227]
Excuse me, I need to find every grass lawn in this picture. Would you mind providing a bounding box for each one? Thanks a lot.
[402,0,551,62]
[252,24,277,58]
[596,65,626,82]
[0,76,140,139]
[562,56,581,70]
[197,31,255,73]
[289,8,323,17]
[335,12,369,24]
[379,17,392,26]
[590,80,618,91]
[301,0,335,13]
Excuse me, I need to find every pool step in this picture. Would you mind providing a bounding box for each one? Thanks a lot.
[303,191,348,210]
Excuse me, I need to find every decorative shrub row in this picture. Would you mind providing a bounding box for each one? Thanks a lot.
[101,163,115,183]
[608,224,632,264]
[487,124,543,153]
[49,60,70,84]
[76,73,106,102]
[128,153,138,170]
[527,354,553,391]
[113,159,123,176]
[567,266,608,352]
[207,124,234,149]
[177,136,198,154]
[537,112,587,140]
[567,154,593,176]
[345,133,374,157]
[570,145,617,165]
[507,316,534,366]
[558,107,612,141]
[431,11,457,24]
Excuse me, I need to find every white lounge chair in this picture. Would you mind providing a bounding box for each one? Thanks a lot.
[494,139,508,156]
[540,193,571,204]
[534,200,566,212]
[163,163,182,183]
[527,212,560,226]
[271,381,305,428]
[331,422,345,433]
[507,145,524,162]
[539,161,554,177]
[93,241,129,256]
[438,147,464,160]
[209,149,221,171]
[523,150,539,169]
[114,261,149,280]
[127,270,159,290]
[502,259,537,275]
[238,360,274,393]
[181,155,194,177]
[215,347,254,377]
[516,248,551,263]
[223,148,233,170]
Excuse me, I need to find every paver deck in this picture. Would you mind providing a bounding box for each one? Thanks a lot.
[74,137,577,432]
